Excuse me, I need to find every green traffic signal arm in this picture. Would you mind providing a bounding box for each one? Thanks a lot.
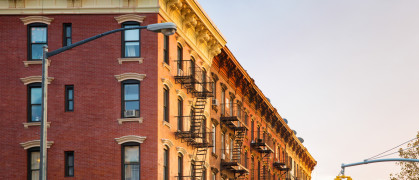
[340,158,419,175]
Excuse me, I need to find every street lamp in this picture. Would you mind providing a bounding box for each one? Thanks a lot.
[39,22,176,180]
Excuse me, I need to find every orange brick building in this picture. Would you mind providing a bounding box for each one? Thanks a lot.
[0,0,316,180]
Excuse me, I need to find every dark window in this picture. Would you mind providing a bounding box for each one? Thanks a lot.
[122,142,140,180]
[257,126,261,140]
[28,23,47,60]
[122,80,140,118]
[177,45,183,73]
[220,88,225,116]
[28,83,42,122]
[177,98,183,131]
[211,80,216,100]
[244,151,248,168]
[65,151,74,177]
[28,147,40,180]
[63,23,72,46]
[191,160,196,180]
[257,161,261,180]
[190,57,196,79]
[122,22,140,58]
[202,69,207,91]
[212,124,216,153]
[177,154,183,180]
[163,147,169,180]
[251,120,254,141]
[163,35,169,64]
[65,85,74,112]
[163,86,169,122]
[202,168,206,180]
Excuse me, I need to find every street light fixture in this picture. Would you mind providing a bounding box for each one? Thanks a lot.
[39,22,176,180]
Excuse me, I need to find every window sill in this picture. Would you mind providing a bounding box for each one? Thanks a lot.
[162,62,171,72]
[23,59,51,67]
[23,122,51,129]
[163,121,172,129]
[118,57,144,64]
[118,117,143,124]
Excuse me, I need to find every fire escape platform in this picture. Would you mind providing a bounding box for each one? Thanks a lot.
[250,141,274,154]
[221,160,249,174]
[273,161,290,171]
[220,116,248,131]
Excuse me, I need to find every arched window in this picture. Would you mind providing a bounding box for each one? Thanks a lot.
[122,21,141,58]
[122,80,140,118]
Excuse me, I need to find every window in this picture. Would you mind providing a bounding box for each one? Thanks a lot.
[122,142,140,180]
[212,172,216,180]
[244,151,248,168]
[251,157,254,180]
[221,132,225,158]
[191,160,196,180]
[177,154,183,180]
[65,151,74,177]
[212,124,216,153]
[257,126,261,140]
[122,80,140,118]
[202,69,207,91]
[177,98,183,131]
[220,88,225,116]
[63,23,72,46]
[257,160,261,180]
[250,121,254,141]
[244,113,248,126]
[163,147,169,180]
[163,86,169,122]
[229,97,233,116]
[28,23,47,60]
[28,147,40,180]
[202,168,206,180]
[190,57,196,79]
[65,85,74,112]
[230,137,233,160]
[211,80,216,100]
[28,83,42,122]
[177,45,183,73]
[163,35,169,64]
[122,22,140,58]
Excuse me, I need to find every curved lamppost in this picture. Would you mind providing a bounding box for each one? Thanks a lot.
[39,22,177,180]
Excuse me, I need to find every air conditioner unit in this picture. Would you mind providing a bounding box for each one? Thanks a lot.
[177,69,184,76]
[124,110,138,117]
[212,99,219,106]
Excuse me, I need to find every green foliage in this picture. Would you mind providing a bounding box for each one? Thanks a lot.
[390,132,419,180]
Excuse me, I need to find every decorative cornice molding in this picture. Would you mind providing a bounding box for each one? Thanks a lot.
[161,139,174,148]
[114,14,146,24]
[115,135,147,144]
[20,76,54,85]
[114,73,146,82]
[161,78,174,89]
[176,89,186,100]
[20,16,54,25]
[176,146,187,156]
[20,140,54,149]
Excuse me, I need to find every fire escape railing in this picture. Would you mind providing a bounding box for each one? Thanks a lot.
[174,59,213,180]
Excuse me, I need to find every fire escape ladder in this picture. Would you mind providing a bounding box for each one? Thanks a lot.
[260,153,270,180]
[174,59,214,180]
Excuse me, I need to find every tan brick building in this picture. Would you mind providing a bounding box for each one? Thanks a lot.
[0,0,316,179]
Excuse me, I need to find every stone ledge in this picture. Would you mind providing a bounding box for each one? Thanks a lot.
[23,59,51,67]
[23,122,51,129]
[117,117,143,124]
[118,57,144,64]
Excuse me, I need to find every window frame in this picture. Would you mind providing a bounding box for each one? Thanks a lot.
[177,44,183,72]
[28,23,48,61]
[63,23,72,47]
[177,98,183,131]
[27,147,40,180]
[163,86,169,122]
[121,80,140,118]
[177,153,183,180]
[163,35,169,64]
[121,21,141,58]
[212,124,216,153]
[121,142,141,180]
[64,151,74,177]
[163,147,169,180]
[65,85,74,112]
[28,83,42,122]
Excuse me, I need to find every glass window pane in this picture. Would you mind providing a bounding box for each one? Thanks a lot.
[125,164,140,180]
[124,27,139,41]
[32,170,40,180]
[68,154,74,166]
[66,26,71,37]
[31,88,42,104]
[68,89,73,100]
[32,105,42,122]
[124,84,139,100]
[124,146,139,163]
[67,38,72,46]
[31,27,47,43]
[69,101,74,111]
[68,167,74,176]
[31,151,40,169]
[31,44,45,59]
[125,42,140,57]
[125,101,139,111]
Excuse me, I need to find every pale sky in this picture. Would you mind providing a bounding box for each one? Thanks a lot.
[199,0,419,179]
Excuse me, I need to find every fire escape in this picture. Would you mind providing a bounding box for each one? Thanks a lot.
[220,103,249,179]
[251,131,273,180]
[273,156,290,178]
[174,60,213,180]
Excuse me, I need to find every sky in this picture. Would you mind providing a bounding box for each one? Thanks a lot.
[199,0,419,179]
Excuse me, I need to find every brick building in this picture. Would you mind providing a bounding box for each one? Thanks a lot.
[0,0,316,180]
